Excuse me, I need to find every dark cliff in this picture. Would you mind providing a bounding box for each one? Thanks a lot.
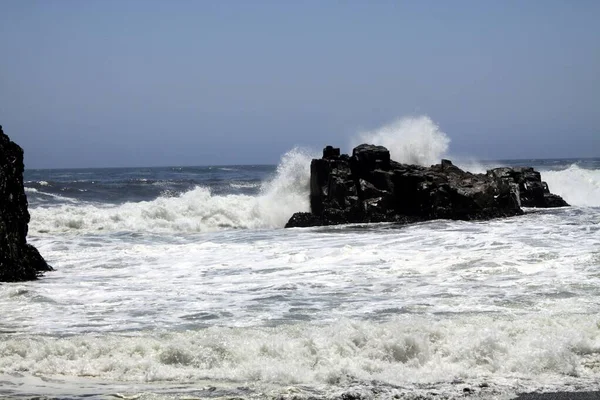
[286,144,569,228]
[0,125,52,281]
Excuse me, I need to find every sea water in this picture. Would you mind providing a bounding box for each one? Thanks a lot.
[1,118,599,399]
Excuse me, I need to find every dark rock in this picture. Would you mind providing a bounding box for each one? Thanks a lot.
[351,144,391,179]
[543,193,570,207]
[284,212,323,228]
[358,178,388,199]
[0,125,52,282]
[487,167,569,207]
[286,144,569,228]
[323,145,340,159]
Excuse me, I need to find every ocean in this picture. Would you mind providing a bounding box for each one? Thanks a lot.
[1,144,599,398]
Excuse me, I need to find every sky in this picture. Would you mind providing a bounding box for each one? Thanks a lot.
[1,0,599,168]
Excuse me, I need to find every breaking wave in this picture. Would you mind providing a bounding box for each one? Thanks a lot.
[1,316,599,395]
[29,148,313,234]
[26,116,599,234]
[543,165,600,207]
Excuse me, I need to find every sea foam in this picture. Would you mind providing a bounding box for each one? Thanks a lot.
[28,148,313,234]
[0,316,599,396]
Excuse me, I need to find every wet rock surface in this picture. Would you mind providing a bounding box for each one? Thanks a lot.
[286,144,568,228]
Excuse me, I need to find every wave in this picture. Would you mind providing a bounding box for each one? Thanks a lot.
[0,316,598,396]
[26,116,599,234]
[350,116,450,166]
[28,148,313,234]
[25,180,50,186]
[230,182,261,189]
[26,187,80,204]
[543,165,600,207]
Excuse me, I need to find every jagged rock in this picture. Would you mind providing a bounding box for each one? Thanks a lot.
[487,167,569,208]
[285,144,569,228]
[0,125,52,281]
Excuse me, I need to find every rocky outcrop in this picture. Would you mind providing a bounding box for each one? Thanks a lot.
[0,125,52,281]
[285,144,569,228]
[487,167,569,208]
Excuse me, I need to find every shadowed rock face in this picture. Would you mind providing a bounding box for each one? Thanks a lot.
[286,144,569,228]
[0,125,52,282]
[487,167,569,208]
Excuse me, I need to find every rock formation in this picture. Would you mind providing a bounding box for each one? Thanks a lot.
[285,144,568,228]
[486,167,568,208]
[0,125,52,281]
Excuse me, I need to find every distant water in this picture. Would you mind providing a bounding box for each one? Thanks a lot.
[2,133,600,399]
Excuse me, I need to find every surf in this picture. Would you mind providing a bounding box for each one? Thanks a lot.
[543,165,600,207]
[27,116,600,235]
[28,148,313,234]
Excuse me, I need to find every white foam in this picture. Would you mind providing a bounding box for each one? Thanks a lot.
[0,316,598,395]
[25,187,80,203]
[28,148,312,234]
[230,182,260,189]
[350,115,450,166]
[11,185,600,397]
[19,210,600,335]
[542,165,600,207]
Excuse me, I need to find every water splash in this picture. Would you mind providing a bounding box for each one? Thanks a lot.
[350,116,450,166]
[29,148,314,234]
[543,165,600,207]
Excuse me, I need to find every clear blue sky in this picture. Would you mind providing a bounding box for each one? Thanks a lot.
[1,0,598,168]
